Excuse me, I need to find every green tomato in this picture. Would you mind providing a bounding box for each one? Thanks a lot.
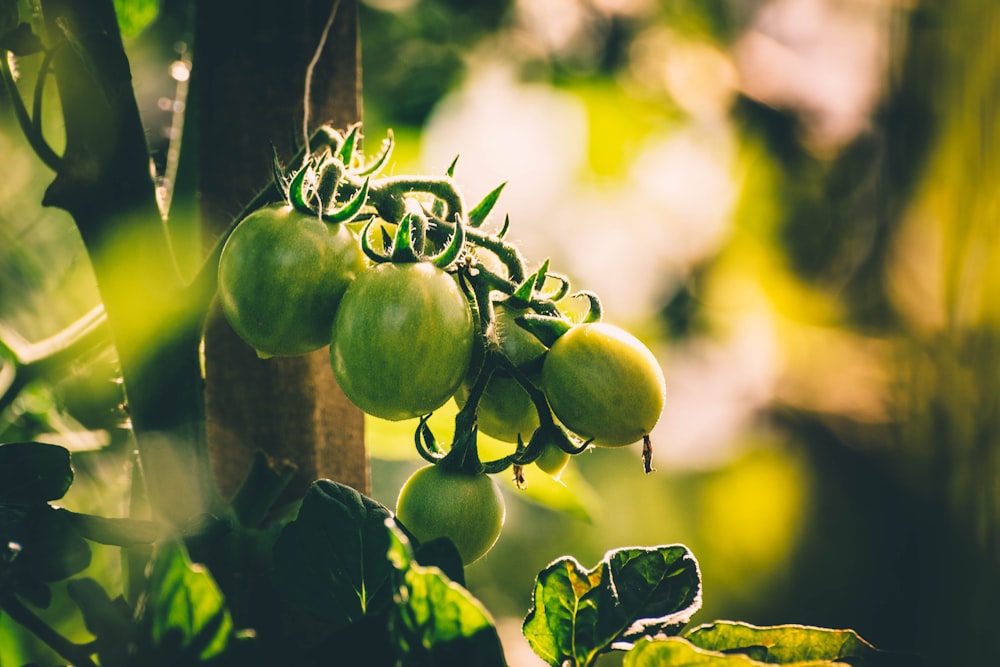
[395,465,505,565]
[534,440,571,478]
[451,303,547,443]
[492,303,547,368]
[541,322,665,447]
[330,262,475,420]
[218,204,366,357]
[454,371,540,444]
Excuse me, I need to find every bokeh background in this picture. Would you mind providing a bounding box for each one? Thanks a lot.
[3,0,999,664]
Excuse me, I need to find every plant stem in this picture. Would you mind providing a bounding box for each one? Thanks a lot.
[0,49,62,170]
[39,0,219,525]
[1,594,98,667]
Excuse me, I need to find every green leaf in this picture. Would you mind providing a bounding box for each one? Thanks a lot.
[272,480,394,628]
[684,622,903,666]
[68,578,134,667]
[387,522,507,666]
[623,637,843,667]
[413,536,466,587]
[609,546,702,644]
[523,545,702,667]
[522,554,607,667]
[0,442,73,503]
[136,541,233,664]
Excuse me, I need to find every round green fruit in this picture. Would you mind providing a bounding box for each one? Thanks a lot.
[330,262,475,420]
[492,303,547,368]
[217,204,366,357]
[455,372,540,444]
[534,440,571,478]
[395,465,505,565]
[541,322,665,447]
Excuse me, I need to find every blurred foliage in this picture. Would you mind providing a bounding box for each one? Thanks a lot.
[360,0,511,126]
[113,0,159,37]
[362,1,1000,665]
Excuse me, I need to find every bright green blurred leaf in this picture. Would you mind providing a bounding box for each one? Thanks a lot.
[387,522,506,666]
[0,441,72,503]
[523,545,702,666]
[272,480,394,628]
[684,622,900,666]
[504,463,599,523]
[114,0,159,38]
[137,541,232,663]
[624,636,843,666]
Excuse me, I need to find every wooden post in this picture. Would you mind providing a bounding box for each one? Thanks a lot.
[195,0,368,498]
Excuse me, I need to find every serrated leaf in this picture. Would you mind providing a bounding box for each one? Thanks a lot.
[137,541,233,664]
[272,480,393,628]
[387,522,507,666]
[609,546,702,644]
[623,637,845,667]
[522,555,608,666]
[0,442,73,503]
[684,622,903,666]
[523,545,702,667]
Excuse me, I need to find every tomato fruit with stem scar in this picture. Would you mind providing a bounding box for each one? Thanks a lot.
[541,322,665,447]
[218,204,366,357]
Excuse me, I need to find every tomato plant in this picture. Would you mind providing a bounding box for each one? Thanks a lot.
[533,438,571,478]
[0,0,902,660]
[217,204,366,357]
[455,371,539,443]
[395,464,505,565]
[330,261,475,420]
[542,322,666,447]
[492,302,548,368]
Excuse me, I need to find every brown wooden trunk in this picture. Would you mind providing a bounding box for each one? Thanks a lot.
[195,0,368,498]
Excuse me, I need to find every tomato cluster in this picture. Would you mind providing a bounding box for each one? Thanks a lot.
[216,124,666,564]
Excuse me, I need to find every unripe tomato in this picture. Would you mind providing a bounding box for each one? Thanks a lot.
[452,303,547,442]
[330,262,475,420]
[541,322,665,447]
[217,204,366,357]
[492,303,547,368]
[534,440,571,478]
[395,465,505,565]
[454,372,540,443]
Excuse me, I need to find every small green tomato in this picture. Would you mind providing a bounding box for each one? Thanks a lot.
[541,322,665,447]
[395,465,505,565]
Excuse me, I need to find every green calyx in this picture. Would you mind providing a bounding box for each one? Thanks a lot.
[270,123,396,225]
[360,212,466,269]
